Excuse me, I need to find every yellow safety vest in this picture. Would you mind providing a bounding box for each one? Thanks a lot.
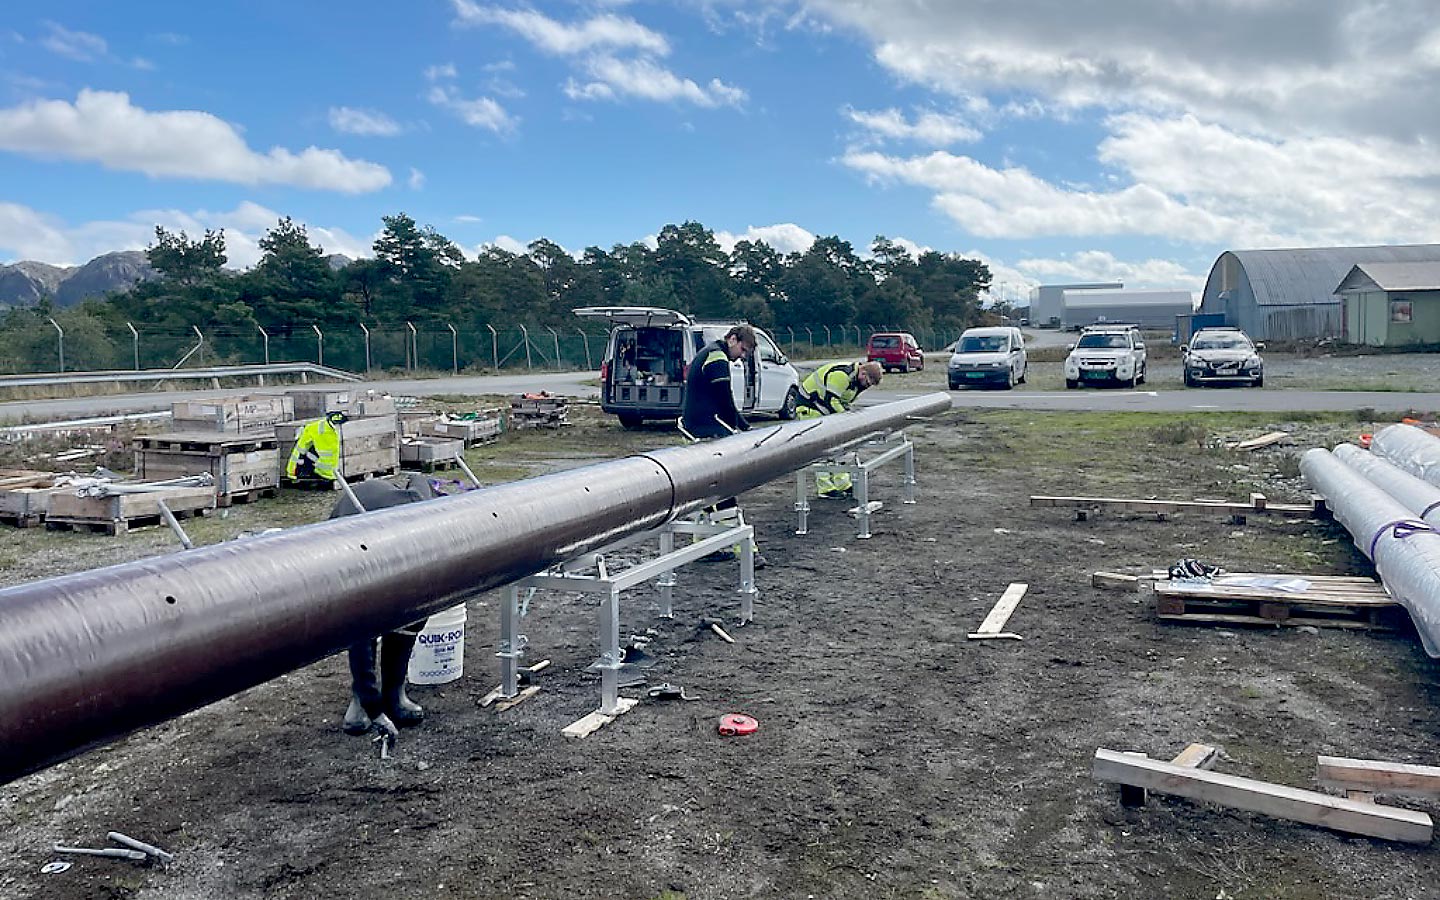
[286,418,342,480]
[799,363,861,415]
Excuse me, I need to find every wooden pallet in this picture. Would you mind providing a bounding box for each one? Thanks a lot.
[0,512,43,528]
[47,503,212,536]
[1154,576,1400,630]
[218,486,279,507]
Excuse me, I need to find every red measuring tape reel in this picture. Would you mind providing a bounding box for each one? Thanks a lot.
[717,713,758,736]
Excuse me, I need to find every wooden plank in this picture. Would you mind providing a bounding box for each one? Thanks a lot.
[968,582,1027,639]
[1154,582,1395,608]
[1092,572,1142,591]
[1030,495,1315,517]
[1234,431,1291,451]
[562,697,639,739]
[1172,743,1220,770]
[1317,756,1440,799]
[492,686,541,712]
[1156,611,1391,631]
[1092,748,1432,843]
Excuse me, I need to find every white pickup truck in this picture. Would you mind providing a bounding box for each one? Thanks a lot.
[1063,325,1147,388]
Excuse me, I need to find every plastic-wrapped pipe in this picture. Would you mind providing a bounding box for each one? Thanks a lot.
[1332,443,1440,528]
[1371,423,1440,487]
[1300,448,1440,657]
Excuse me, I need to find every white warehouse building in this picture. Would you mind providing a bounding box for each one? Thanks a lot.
[1060,289,1197,330]
[1029,282,1122,327]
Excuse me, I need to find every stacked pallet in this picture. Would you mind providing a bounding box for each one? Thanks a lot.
[171,396,293,434]
[400,436,465,471]
[510,394,569,430]
[134,432,280,507]
[417,412,503,445]
[1153,573,1400,630]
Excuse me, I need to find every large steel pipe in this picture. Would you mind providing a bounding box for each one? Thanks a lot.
[0,393,951,784]
[1332,443,1440,528]
[1301,448,1440,657]
[1372,423,1440,487]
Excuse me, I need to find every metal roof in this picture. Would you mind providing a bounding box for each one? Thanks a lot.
[1062,289,1194,309]
[1335,261,1440,293]
[1225,244,1440,306]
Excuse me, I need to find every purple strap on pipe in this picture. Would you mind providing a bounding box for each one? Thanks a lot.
[1423,500,1440,520]
[1368,518,1436,560]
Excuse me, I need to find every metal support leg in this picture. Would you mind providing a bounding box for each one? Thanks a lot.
[902,439,917,505]
[657,528,676,618]
[855,466,872,539]
[598,588,623,715]
[154,499,194,550]
[794,469,809,535]
[497,585,526,698]
[737,526,757,624]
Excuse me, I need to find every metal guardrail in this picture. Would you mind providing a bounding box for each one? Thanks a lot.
[0,362,361,389]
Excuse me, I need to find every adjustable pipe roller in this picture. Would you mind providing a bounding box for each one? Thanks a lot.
[0,393,951,785]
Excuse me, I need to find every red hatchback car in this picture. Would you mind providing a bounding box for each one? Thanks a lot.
[866,332,924,372]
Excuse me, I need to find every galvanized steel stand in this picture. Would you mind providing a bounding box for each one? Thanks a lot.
[496,511,756,717]
[795,430,916,539]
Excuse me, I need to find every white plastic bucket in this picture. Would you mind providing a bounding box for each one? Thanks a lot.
[407,605,467,685]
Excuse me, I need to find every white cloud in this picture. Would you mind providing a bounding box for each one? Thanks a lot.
[453,214,483,224]
[425,62,458,82]
[451,2,669,56]
[40,22,108,62]
[328,106,402,136]
[1014,249,1202,293]
[0,90,392,192]
[481,234,530,255]
[0,201,375,268]
[425,84,517,132]
[845,106,981,146]
[408,167,426,190]
[573,56,746,108]
[714,223,816,255]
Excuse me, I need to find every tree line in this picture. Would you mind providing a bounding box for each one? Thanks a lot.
[1,214,995,372]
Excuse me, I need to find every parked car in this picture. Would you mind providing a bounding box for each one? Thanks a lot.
[1182,326,1264,387]
[1063,325,1147,388]
[948,326,1027,389]
[574,306,801,428]
[866,332,925,373]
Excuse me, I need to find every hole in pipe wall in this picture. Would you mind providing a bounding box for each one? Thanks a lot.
[164,596,177,605]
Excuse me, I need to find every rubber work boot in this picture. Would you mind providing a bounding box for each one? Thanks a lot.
[380,631,425,728]
[343,638,382,736]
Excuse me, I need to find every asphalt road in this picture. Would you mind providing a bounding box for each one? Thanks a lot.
[4,368,1439,426]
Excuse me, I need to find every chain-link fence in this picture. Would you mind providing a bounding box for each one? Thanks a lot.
[0,321,972,377]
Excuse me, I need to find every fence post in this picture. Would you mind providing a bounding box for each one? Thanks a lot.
[519,324,533,370]
[786,327,795,356]
[48,318,64,372]
[486,324,499,370]
[405,321,417,371]
[127,322,139,370]
[257,325,270,365]
[822,325,832,347]
[359,323,371,374]
[312,324,324,367]
[803,327,813,355]
[546,326,562,368]
[576,327,592,369]
[447,322,458,375]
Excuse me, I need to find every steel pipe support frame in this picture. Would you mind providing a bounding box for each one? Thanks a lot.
[0,393,950,784]
[795,431,916,539]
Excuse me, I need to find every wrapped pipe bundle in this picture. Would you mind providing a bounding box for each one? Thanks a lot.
[1332,443,1440,528]
[1371,423,1440,488]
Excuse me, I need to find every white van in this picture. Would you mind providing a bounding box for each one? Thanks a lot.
[947,326,1027,389]
[574,306,801,428]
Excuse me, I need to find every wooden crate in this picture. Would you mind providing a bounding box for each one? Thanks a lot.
[286,389,356,419]
[400,437,464,470]
[47,484,216,536]
[0,471,64,526]
[134,432,280,506]
[170,396,294,433]
[277,416,400,483]
[418,415,502,444]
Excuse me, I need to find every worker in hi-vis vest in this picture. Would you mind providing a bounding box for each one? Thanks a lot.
[796,361,883,497]
[286,410,346,481]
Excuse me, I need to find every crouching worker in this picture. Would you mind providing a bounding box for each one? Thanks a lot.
[796,361,883,498]
[286,410,347,482]
[330,475,437,736]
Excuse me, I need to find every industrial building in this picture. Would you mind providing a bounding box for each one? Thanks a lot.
[1059,289,1196,331]
[1028,282,1122,327]
[1197,243,1440,341]
[1337,261,1440,346]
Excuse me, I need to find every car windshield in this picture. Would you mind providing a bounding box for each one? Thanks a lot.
[1192,334,1250,351]
[959,336,1007,352]
[1076,333,1130,349]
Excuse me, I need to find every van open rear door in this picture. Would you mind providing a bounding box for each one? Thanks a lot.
[573,307,692,328]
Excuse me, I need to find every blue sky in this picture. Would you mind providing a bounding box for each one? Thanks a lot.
[3,1,1439,303]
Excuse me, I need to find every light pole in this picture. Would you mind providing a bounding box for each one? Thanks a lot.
[48,318,64,372]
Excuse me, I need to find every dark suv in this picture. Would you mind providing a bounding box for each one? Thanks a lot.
[1182,327,1264,387]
